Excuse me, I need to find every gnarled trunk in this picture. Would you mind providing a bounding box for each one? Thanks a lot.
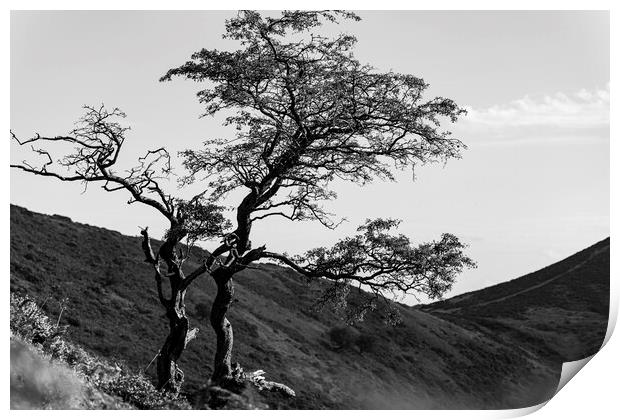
[209,267,235,383]
[156,305,189,394]
[141,226,201,396]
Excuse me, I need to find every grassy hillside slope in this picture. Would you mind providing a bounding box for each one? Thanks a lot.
[422,238,609,362]
[10,292,190,410]
[9,204,609,409]
[10,337,127,409]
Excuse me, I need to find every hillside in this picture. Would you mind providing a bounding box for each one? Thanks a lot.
[9,204,610,409]
[422,238,610,362]
[10,292,191,410]
[11,337,128,409]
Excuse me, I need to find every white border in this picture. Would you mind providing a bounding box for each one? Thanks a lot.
[3,1,616,419]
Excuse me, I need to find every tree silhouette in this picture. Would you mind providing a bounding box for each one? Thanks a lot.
[11,105,230,395]
[12,10,476,393]
[161,10,475,384]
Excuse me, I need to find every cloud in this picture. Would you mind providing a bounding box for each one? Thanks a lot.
[457,85,609,144]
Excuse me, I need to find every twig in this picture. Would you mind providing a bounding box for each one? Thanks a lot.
[143,350,161,373]
[55,298,68,328]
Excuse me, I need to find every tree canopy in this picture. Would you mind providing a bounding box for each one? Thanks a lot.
[160,10,475,321]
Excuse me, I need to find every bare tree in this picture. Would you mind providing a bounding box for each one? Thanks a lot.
[11,105,229,395]
[161,10,476,385]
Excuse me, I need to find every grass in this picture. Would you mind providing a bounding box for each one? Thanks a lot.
[10,292,191,409]
[9,204,610,409]
[423,238,609,363]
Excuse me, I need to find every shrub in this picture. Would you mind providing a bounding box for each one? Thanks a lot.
[355,333,377,354]
[327,326,377,354]
[10,293,64,344]
[102,373,191,409]
[10,291,190,409]
[327,326,359,350]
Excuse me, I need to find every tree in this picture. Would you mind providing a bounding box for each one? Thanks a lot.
[10,105,230,395]
[160,10,475,385]
[12,9,475,394]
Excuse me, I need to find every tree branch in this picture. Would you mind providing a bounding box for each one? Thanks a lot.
[262,219,476,302]
[11,106,176,222]
[181,260,210,290]
[140,227,158,264]
[139,227,171,306]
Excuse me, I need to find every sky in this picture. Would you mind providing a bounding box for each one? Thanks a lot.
[10,10,610,303]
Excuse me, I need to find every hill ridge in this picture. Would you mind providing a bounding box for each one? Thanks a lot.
[426,238,609,314]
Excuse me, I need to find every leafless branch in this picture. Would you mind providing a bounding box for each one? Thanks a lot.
[11,105,176,222]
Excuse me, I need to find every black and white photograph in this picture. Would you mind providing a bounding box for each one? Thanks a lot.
[8,5,612,413]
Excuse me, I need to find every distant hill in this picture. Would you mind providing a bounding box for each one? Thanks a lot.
[9,204,609,409]
[421,237,609,362]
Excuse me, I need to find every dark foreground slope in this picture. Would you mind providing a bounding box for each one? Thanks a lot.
[9,205,610,409]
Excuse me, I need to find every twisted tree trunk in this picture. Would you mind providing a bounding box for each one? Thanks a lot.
[209,267,235,383]
[202,186,270,385]
[205,245,265,385]
[156,289,192,394]
[141,227,203,395]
